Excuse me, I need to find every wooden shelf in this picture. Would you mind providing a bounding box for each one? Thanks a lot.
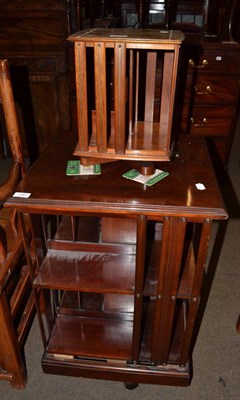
[33,249,136,294]
[126,122,169,157]
[74,121,171,161]
[46,314,133,361]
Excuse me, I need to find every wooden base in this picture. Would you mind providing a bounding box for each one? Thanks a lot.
[42,353,191,387]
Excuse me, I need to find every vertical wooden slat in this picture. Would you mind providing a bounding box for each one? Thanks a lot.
[18,213,47,346]
[131,215,147,363]
[179,220,212,366]
[151,217,187,365]
[158,47,180,149]
[158,51,174,140]
[135,51,140,123]
[0,292,27,387]
[144,51,157,122]
[71,216,76,242]
[94,42,107,152]
[75,42,89,151]
[128,49,134,134]
[114,42,126,154]
[0,59,25,172]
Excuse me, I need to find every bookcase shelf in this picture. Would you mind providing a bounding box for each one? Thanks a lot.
[34,249,136,294]
[46,314,133,361]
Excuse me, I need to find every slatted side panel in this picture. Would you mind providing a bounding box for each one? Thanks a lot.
[94,42,107,153]
[144,51,157,122]
[150,216,187,365]
[158,51,175,143]
[131,215,147,363]
[114,42,126,154]
[134,51,140,124]
[75,42,89,151]
[128,49,134,135]
[178,220,212,367]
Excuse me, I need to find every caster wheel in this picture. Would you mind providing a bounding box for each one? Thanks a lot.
[124,382,138,390]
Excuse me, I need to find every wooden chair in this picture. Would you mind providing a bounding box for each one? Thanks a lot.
[0,59,35,389]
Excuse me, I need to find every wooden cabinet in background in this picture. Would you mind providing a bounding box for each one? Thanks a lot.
[176,39,240,167]
[0,0,71,160]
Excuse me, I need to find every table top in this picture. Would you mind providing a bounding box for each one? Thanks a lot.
[5,132,228,221]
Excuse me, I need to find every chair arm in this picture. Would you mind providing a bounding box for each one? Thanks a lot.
[0,161,22,202]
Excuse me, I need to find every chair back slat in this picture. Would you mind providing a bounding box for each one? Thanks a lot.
[0,59,25,174]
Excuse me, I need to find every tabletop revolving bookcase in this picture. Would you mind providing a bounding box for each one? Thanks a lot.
[68,28,184,166]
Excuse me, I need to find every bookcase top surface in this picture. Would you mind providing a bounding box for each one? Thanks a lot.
[68,28,185,45]
[5,133,227,221]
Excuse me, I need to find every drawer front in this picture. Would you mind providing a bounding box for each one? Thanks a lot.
[184,75,239,104]
[181,105,234,136]
[187,49,240,74]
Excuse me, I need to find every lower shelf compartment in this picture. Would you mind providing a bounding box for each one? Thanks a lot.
[42,351,191,386]
[47,314,133,361]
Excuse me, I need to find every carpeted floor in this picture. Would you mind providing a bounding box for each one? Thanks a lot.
[0,128,239,399]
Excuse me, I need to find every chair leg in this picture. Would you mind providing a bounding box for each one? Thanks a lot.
[9,208,18,235]
[0,225,7,261]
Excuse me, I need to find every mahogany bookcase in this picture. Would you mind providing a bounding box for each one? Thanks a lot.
[5,132,227,387]
[68,28,184,166]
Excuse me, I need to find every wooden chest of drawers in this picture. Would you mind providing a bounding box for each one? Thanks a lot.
[177,39,240,166]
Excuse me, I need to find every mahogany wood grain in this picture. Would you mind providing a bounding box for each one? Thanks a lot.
[94,41,108,153]
[144,51,157,122]
[47,315,133,360]
[114,42,126,154]
[33,250,136,294]
[75,42,89,151]
[5,132,227,220]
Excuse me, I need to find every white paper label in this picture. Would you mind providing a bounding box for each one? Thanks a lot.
[195,183,206,191]
[13,192,31,198]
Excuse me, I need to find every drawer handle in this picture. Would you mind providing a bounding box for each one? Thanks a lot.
[194,85,212,95]
[191,117,207,127]
[189,59,208,68]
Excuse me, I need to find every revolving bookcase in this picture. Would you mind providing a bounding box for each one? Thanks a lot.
[68,28,184,165]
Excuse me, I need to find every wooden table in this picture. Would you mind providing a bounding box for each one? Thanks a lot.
[5,132,227,387]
